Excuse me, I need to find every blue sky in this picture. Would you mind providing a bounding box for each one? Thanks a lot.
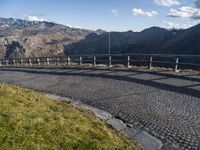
[0,0,200,31]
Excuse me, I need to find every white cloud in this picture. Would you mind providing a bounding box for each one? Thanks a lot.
[132,8,158,17]
[168,6,200,19]
[26,15,47,22]
[154,0,180,6]
[111,9,119,17]
[162,20,199,29]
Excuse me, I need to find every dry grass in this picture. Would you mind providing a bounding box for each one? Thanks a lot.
[179,69,200,76]
[112,64,126,68]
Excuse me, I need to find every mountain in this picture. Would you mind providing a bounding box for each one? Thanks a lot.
[64,27,191,55]
[0,17,100,58]
[63,27,178,55]
[0,17,200,58]
[160,24,200,55]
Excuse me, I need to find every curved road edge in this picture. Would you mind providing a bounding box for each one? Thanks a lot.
[46,93,163,150]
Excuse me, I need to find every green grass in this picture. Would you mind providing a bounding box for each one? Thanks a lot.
[0,83,141,150]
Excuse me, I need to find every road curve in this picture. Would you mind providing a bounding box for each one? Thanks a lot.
[0,67,200,150]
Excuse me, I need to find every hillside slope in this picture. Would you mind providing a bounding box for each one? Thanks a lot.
[0,83,140,149]
[0,17,98,58]
[0,17,200,58]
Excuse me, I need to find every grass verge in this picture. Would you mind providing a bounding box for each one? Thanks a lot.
[0,83,141,150]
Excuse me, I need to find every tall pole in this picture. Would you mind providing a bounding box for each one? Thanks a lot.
[108,32,111,55]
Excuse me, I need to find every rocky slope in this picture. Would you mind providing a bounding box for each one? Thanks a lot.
[0,17,102,58]
[0,17,200,58]
[64,26,200,55]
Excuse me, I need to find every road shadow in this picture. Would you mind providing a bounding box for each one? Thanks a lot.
[0,67,200,99]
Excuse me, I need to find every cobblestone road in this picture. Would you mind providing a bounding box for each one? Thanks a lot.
[0,67,199,150]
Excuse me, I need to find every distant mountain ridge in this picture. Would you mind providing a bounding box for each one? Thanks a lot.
[0,17,200,58]
[64,25,200,55]
[0,17,98,58]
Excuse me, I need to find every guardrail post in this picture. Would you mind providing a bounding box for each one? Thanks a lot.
[29,58,32,66]
[6,59,9,66]
[149,56,153,69]
[67,57,71,66]
[37,58,40,66]
[20,59,24,66]
[79,56,82,66]
[108,56,112,67]
[127,56,130,68]
[175,57,179,72]
[56,57,60,66]
[93,56,96,67]
[13,59,16,66]
[46,58,50,66]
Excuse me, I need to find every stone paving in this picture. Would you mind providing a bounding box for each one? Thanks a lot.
[0,67,199,150]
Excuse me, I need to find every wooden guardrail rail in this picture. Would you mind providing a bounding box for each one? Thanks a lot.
[0,54,200,72]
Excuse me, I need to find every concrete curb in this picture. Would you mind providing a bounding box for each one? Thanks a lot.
[46,94,163,150]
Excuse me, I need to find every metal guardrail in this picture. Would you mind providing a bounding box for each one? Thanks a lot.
[0,54,200,72]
